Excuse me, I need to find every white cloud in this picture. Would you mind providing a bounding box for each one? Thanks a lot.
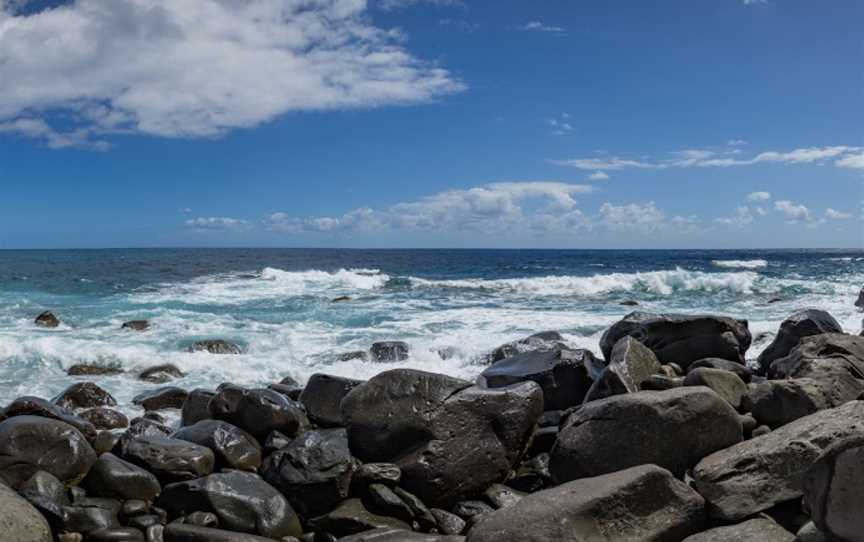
[746,191,771,201]
[522,21,565,33]
[0,0,463,149]
[826,208,851,220]
[551,157,659,171]
[598,201,667,232]
[715,206,755,227]
[185,217,250,231]
[375,0,464,10]
[588,171,610,181]
[836,153,864,169]
[743,0,767,4]
[774,200,811,223]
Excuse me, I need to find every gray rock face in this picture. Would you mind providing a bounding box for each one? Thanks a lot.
[681,518,794,542]
[0,415,97,486]
[803,435,864,542]
[743,376,864,428]
[158,470,302,539]
[0,482,53,542]
[688,358,752,383]
[683,368,748,409]
[370,341,410,362]
[584,336,661,403]
[551,387,741,482]
[173,420,262,472]
[600,312,751,368]
[208,386,308,441]
[485,331,566,364]
[757,310,843,374]
[342,369,542,508]
[692,400,864,521]
[133,387,189,411]
[82,453,161,502]
[768,333,864,380]
[119,436,215,485]
[299,373,364,427]
[479,347,604,410]
[466,464,705,542]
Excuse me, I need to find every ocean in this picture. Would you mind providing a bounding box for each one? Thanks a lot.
[1,248,861,415]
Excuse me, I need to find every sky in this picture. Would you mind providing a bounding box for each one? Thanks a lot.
[0,0,861,249]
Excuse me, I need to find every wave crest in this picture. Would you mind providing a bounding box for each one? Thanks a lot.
[712,259,768,269]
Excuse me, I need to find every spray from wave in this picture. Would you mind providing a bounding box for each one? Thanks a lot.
[712,259,768,269]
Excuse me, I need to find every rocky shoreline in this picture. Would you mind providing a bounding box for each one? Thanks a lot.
[2,307,863,541]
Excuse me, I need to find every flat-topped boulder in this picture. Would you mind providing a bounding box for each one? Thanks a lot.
[743,376,864,428]
[757,309,843,374]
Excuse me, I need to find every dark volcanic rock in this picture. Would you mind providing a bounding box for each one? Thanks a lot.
[802,435,864,542]
[743,376,864,428]
[88,527,146,541]
[308,498,410,537]
[158,470,302,539]
[768,333,864,380]
[343,369,543,508]
[340,529,465,541]
[53,382,117,410]
[81,407,129,430]
[173,420,262,472]
[681,518,794,542]
[124,418,174,440]
[692,400,864,521]
[600,312,751,368]
[189,339,242,354]
[82,453,161,502]
[133,387,189,411]
[857,287,864,309]
[0,415,97,486]
[758,310,843,374]
[466,464,705,542]
[18,470,69,528]
[299,373,364,427]
[683,367,748,409]
[119,436,214,485]
[363,483,415,524]
[551,387,742,482]
[139,364,186,384]
[208,386,308,441]
[689,358,752,383]
[431,509,466,536]
[583,336,660,403]
[370,341,409,362]
[68,364,124,376]
[261,428,357,517]
[1,396,97,441]
[479,347,604,410]
[35,310,59,328]
[180,389,215,427]
[352,462,402,490]
[61,497,122,533]
[122,320,150,331]
[162,523,278,541]
[0,482,54,541]
[338,351,370,362]
[486,331,566,363]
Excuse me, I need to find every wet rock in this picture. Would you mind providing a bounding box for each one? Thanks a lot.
[172,420,262,472]
[689,358,752,383]
[480,347,604,410]
[506,453,553,493]
[692,400,864,521]
[261,428,357,517]
[1,396,97,441]
[162,523,277,541]
[452,500,493,522]
[308,498,410,538]
[158,470,302,539]
[133,387,189,411]
[83,453,161,502]
[339,529,464,541]
[68,364,124,376]
[180,389,214,427]
[0,482,53,541]
[189,340,242,355]
[343,369,543,508]
[431,509,465,536]
[620,299,639,306]
[640,374,684,390]
[119,437,214,485]
[53,382,117,410]
[363,483,415,524]
[332,296,352,303]
[370,341,409,362]
[681,517,794,542]
[0,415,97,486]
[683,367,748,409]
[758,310,843,374]
[184,511,218,527]
[802,435,864,542]
[551,387,742,482]
[94,431,120,455]
[89,527,146,541]
[125,418,174,440]
[393,486,436,531]
[263,430,292,455]
[600,312,751,368]
[299,373,364,427]
[209,386,308,441]
[466,464,705,542]
[752,425,771,437]
[122,320,150,331]
[583,336,660,403]
[272,375,304,400]
[338,351,370,362]
[35,311,59,328]
[352,463,402,491]
[743,376,864,428]
[62,497,121,533]
[139,364,186,384]
[486,331,566,364]
[18,470,68,528]
[81,407,129,430]
[857,287,864,309]
[768,333,864,380]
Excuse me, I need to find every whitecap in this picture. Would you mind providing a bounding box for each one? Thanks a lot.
[711,259,768,269]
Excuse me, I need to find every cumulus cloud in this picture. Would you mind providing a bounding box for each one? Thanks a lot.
[375,0,464,9]
[774,200,811,223]
[746,191,771,201]
[521,21,565,33]
[825,208,851,220]
[597,201,668,232]
[715,206,755,227]
[185,217,250,231]
[0,0,463,149]
[588,171,610,181]
[836,153,864,169]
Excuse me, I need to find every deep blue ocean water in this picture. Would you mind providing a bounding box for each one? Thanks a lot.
[1,248,862,413]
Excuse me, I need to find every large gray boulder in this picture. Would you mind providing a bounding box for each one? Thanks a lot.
[583,336,661,403]
[484,331,567,364]
[119,436,215,484]
[208,385,308,441]
[683,368,748,410]
[802,435,864,542]
[692,400,864,521]
[479,347,604,410]
[1,396,97,441]
[466,464,705,542]
[681,518,794,542]
[82,452,161,501]
[172,419,262,472]
[743,376,864,428]
[600,312,751,368]
[757,310,843,374]
[299,373,363,427]
[768,333,864,380]
[551,387,741,482]
[0,483,53,542]
[342,369,542,508]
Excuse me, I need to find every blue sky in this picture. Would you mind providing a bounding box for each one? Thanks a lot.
[0,0,861,249]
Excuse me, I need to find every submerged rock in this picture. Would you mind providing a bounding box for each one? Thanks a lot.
[189,340,242,355]
[67,364,124,376]
[121,320,150,331]
[35,311,59,328]
[139,364,186,384]
[370,341,410,362]
[757,309,843,374]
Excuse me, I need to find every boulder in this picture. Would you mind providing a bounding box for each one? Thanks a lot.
[158,470,302,539]
[485,331,566,363]
[340,529,465,541]
[466,464,705,542]
[189,340,242,354]
[53,382,117,410]
[139,364,186,384]
[743,376,864,428]
[34,311,59,328]
[118,436,214,484]
[162,524,277,541]
[758,310,843,374]
[692,400,864,521]
[768,333,864,380]
[352,463,402,491]
[479,347,604,410]
[583,336,660,403]
[0,415,97,486]
[551,387,741,482]
[431,509,466,536]
[80,408,129,430]
[180,389,215,427]
[600,312,751,368]
[208,386,308,441]
[1,396,97,441]
[0,482,53,541]
[681,518,794,542]
[688,358,752,383]
[857,287,864,309]
[67,364,124,376]
[122,320,150,331]
[683,368,748,409]
[363,483,415,524]
[338,351,370,362]
[124,418,173,440]
[261,428,357,517]
[172,420,262,472]
[370,341,409,362]
[82,453,161,502]
[299,373,364,427]
[60,496,121,533]
[802,435,864,542]
[17,470,68,528]
[133,387,189,411]
[343,370,543,508]
[308,498,411,537]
